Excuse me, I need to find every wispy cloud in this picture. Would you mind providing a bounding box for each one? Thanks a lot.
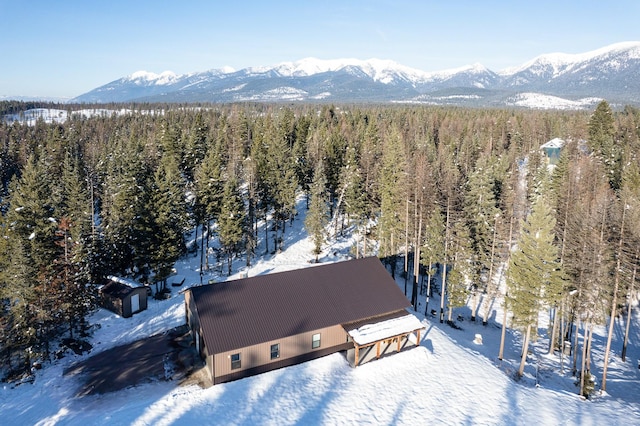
[376,28,388,42]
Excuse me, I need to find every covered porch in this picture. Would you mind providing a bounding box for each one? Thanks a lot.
[343,310,425,367]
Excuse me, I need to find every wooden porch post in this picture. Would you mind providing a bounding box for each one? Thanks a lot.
[417,329,421,345]
[376,341,381,359]
[355,345,359,367]
[397,336,401,352]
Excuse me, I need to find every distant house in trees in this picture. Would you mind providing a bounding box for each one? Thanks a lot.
[99,276,148,318]
[541,138,565,165]
[184,257,424,385]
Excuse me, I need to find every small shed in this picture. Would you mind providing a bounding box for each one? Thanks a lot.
[99,276,148,318]
[541,138,565,165]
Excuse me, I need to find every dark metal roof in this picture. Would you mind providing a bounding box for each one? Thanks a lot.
[189,257,411,354]
[100,281,141,299]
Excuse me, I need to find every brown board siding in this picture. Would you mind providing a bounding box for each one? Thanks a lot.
[100,295,123,317]
[213,342,352,385]
[185,291,199,333]
[207,353,214,383]
[185,291,208,361]
[213,324,351,381]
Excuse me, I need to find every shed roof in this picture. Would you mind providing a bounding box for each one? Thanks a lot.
[100,281,141,299]
[346,314,424,346]
[189,257,411,354]
[107,275,144,288]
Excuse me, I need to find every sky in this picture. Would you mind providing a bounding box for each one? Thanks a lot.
[1,0,639,99]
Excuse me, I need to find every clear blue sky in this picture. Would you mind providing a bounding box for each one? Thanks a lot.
[1,0,638,99]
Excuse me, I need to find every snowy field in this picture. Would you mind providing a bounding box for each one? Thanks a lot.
[2,198,640,425]
[506,93,602,110]
[2,108,164,126]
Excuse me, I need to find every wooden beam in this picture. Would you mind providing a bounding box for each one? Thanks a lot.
[347,327,426,365]
[355,345,359,367]
[417,329,421,345]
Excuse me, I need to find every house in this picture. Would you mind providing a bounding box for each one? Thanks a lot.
[99,276,148,318]
[184,256,424,385]
[541,138,565,165]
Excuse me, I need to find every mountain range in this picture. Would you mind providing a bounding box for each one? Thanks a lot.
[72,42,640,108]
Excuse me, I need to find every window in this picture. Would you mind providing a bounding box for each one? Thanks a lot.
[231,353,241,370]
[270,343,280,360]
[312,333,321,349]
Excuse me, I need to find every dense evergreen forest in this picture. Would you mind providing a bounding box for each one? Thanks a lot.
[1,101,639,396]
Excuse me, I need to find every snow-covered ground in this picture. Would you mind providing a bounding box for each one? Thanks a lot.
[506,93,602,110]
[2,197,640,425]
[2,108,165,126]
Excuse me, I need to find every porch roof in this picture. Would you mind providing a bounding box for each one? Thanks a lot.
[345,313,424,346]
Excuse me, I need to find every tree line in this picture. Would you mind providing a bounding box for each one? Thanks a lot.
[0,101,639,397]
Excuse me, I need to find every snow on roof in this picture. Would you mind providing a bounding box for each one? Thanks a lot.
[347,314,425,346]
[541,138,565,149]
[107,275,144,288]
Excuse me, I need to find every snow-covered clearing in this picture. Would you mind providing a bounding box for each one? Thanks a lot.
[506,93,602,110]
[2,108,163,126]
[2,197,640,425]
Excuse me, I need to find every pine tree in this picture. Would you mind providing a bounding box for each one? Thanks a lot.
[49,217,82,338]
[249,118,273,254]
[218,177,246,275]
[100,136,154,277]
[601,161,640,391]
[506,194,563,377]
[435,141,463,323]
[183,111,209,182]
[242,151,258,268]
[5,155,57,270]
[150,154,188,285]
[588,100,620,190]
[2,154,60,364]
[292,114,313,203]
[0,235,39,373]
[378,127,407,264]
[531,162,569,355]
[620,162,640,361]
[323,128,346,213]
[560,156,614,381]
[266,116,298,252]
[193,143,225,271]
[447,219,473,322]
[421,208,445,315]
[58,153,92,246]
[54,153,96,337]
[158,118,183,168]
[0,210,12,365]
[464,155,499,321]
[305,161,329,263]
[276,160,298,239]
[342,145,370,257]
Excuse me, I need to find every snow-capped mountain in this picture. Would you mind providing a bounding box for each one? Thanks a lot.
[498,42,640,101]
[72,42,640,108]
